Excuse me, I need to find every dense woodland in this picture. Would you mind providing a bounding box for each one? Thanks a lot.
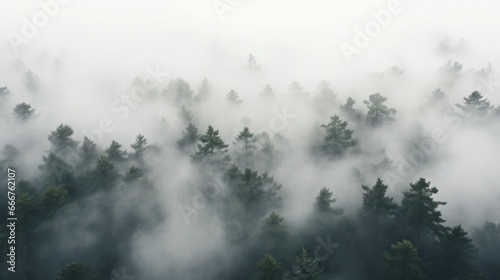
[0,54,500,280]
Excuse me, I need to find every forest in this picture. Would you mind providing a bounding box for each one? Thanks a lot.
[0,53,500,280]
[1,1,500,279]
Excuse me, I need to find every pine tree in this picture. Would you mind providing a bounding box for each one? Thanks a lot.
[226,89,243,106]
[262,211,286,241]
[290,81,308,97]
[166,78,193,104]
[78,136,98,168]
[131,134,149,160]
[320,114,357,157]
[341,97,363,122]
[364,93,397,126]
[361,178,398,221]
[314,80,336,110]
[57,262,91,280]
[40,185,68,211]
[442,225,478,279]
[234,127,257,168]
[382,240,426,280]
[251,254,283,280]
[314,187,343,215]
[456,91,492,115]
[246,53,262,71]
[258,132,279,170]
[177,123,199,151]
[283,248,323,280]
[179,106,193,124]
[123,165,144,183]
[399,178,448,244]
[192,125,231,171]
[48,124,79,157]
[91,155,119,189]
[196,78,211,101]
[259,84,275,99]
[105,140,128,162]
[13,102,35,121]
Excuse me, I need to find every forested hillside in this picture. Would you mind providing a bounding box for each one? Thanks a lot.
[0,55,499,280]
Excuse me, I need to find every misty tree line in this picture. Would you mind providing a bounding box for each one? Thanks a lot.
[1,59,500,280]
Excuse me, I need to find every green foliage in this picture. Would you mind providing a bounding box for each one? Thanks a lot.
[234,127,257,168]
[166,78,193,104]
[431,88,446,101]
[382,240,426,280]
[455,273,490,280]
[130,134,149,160]
[57,262,91,280]
[91,155,119,188]
[48,124,79,154]
[399,178,447,244]
[39,151,72,184]
[192,125,231,171]
[40,185,68,210]
[363,93,397,126]
[105,140,128,162]
[442,225,478,278]
[123,165,144,183]
[361,178,398,220]
[283,248,323,280]
[456,91,492,115]
[262,211,286,241]
[78,136,98,167]
[177,123,199,151]
[251,254,283,280]
[473,222,500,277]
[257,132,280,170]
[13,102,35,121]
[341,97,363,122]
[320,114,357,156]
[234,168,282,212]
[314,187,343,215]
